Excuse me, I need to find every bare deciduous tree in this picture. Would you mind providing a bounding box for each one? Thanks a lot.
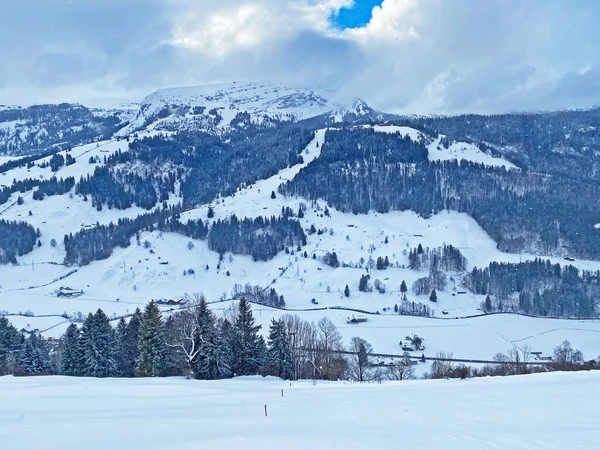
[386,353,415,380]
[348,337,372,382]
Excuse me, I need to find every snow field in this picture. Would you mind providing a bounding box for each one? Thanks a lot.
[1,371,598,450]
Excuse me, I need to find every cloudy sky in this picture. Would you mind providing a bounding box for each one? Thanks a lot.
[1,0,599,114]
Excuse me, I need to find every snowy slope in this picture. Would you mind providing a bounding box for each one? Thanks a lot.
[0,104,131,156]
[1,126,599,368]
[2,372,599,450]
[368,124,518,169]
[2,129,600,369]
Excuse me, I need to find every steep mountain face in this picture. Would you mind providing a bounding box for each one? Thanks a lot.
[0,104,134,156]
[121,81,366,135]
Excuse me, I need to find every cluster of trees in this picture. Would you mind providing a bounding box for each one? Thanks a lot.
[231,284,285,308]
[393,300,436,318]
[0,298,376,382]
[207,215,306,261]
[64,209,306,267]
[280,128,600,259]
[5,303,594,383]
[322,251,340,268]
[0,220,37,264]
[32,176,75,200]
[49,153,65,172]
[75,166,175,211]
[464,259,599,318]
[0,176,75,205]
[159,217,209,240]
[429,340,597,380]
[408,244,467,272]
[64,208,177,265]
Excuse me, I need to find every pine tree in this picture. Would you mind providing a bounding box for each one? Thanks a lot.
[429,289,437,302]
[400,280,408,299]
[0,317,22,375]
[122,309,142,377]
[484,295,493,313]
[267,319,292,379]
[358,274,370,292]
[60,323,81,376]
[344,285,350,297]
[232,298,263,376]
[214,319,235,379]
[20,332,51,375]
[193,298,217,379]
[79,309,116,377]
[136,301,166,377]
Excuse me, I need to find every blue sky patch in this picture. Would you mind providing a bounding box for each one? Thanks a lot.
[331,0,383,29]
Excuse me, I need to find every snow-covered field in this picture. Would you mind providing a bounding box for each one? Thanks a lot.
[1,371,597,450]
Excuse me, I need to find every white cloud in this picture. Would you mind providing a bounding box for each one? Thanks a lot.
[170,0,351,57]
[1,0,599,113]
[343,0,420,44]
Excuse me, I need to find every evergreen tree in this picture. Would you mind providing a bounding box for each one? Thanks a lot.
[114,318,128,377]
[60,323,81,376]
[80,309,116,377]
[430,289,437,302]
[136,301,166,377]
[193,298,217,379]
[0,317,23,375]
[19,332,51,375]
[267,319,292,379]
[232,298,263,376]
[358,274,370,292]
[344,285,350,298]
[400,280,408,299]
[484,295,493,313]
[121,309,142,377]
[214,319,235,379]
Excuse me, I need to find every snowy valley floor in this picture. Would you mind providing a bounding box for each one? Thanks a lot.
[0,372,597,450]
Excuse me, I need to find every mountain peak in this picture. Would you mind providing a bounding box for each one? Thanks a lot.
[122,81,369,134]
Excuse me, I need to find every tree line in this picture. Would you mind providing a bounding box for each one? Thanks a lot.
[0,220,37,264]
[0,298,371,382]
[464,259,600,318]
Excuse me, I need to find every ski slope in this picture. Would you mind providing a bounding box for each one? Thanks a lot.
[1,371,598,450]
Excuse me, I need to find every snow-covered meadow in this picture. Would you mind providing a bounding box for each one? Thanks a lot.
[1,371,597,450]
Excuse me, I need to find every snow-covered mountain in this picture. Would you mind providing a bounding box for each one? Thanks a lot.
[0,82,379,156]
[2,83,600,375]
[0,103,135,156]
[121,81,373,135]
